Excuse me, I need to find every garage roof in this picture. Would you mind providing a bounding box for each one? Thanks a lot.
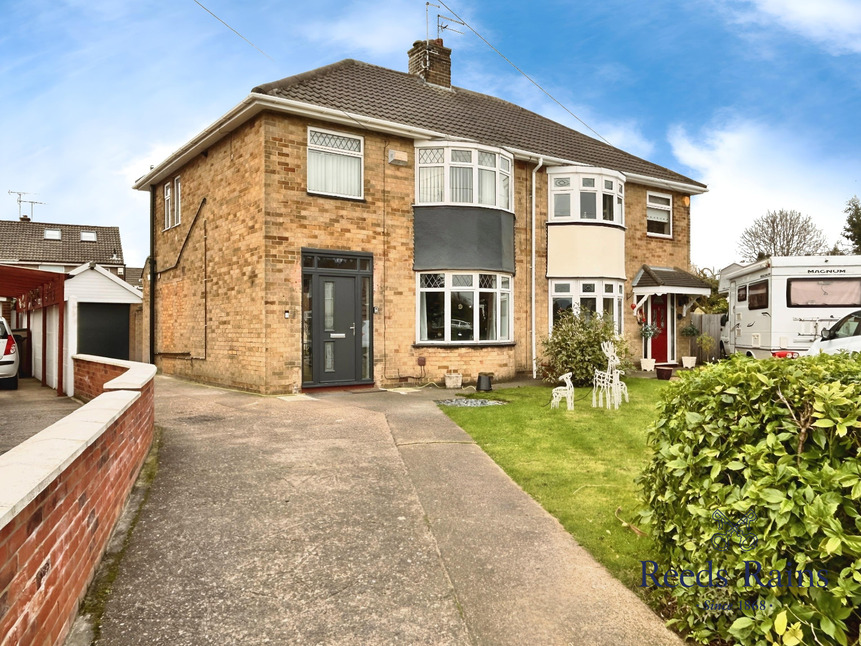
[0,264,66,300]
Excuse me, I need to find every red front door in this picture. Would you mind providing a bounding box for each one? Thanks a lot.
[651,296,668,363]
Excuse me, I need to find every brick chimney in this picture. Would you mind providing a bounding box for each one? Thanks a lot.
[408,39,452,88]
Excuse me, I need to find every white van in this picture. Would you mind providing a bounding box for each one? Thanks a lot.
[718,256,861,358]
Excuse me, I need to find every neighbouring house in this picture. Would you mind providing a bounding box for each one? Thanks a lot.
[0,262,142,395]
[0,218,128,321]
[134,38,710,394]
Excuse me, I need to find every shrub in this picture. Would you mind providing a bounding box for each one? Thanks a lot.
[638,354,861,645]
[539,310,628,386]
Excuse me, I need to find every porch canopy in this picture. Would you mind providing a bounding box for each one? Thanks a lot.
[0,264,68,393]
[631,265,711,315]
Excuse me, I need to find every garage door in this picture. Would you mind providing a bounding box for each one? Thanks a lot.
[78,303,129,361]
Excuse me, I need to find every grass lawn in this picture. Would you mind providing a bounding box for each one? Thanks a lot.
[441,378,669,591]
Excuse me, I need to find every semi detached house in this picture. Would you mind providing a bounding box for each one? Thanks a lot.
[135,39,710,394]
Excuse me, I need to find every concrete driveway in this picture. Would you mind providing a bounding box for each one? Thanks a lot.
[94,376,681,646]
[0,378,81,455]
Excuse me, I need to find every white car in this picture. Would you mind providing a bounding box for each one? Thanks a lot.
[806,310,861,356]
[0,317,19,389]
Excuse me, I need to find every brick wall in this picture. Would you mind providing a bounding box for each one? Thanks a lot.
[0,357,155,646]
[72,357,127,402]
[622,184,692,356]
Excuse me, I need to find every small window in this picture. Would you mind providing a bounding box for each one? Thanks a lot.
[582,178,596,188]
[308,128,364,199]
[163,182,172,230]
[737,285,748,302]
[749,280,769,310]
[80,231,97,242]
[646,192,672,237]
[44,229,61,240]
[174,177,182,226]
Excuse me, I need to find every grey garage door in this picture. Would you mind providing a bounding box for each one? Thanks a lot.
[78,303,129,361]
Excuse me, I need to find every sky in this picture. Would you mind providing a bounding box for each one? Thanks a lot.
[1,0,860,271]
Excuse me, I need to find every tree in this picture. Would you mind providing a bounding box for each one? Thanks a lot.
[690,266,727,314]
[842,196,861,253]
[737,209,828,262]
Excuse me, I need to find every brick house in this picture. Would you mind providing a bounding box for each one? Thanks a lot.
[135,39,710,394]
[0,219,129,321]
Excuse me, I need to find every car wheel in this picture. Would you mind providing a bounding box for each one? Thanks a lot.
[1,375,17,390]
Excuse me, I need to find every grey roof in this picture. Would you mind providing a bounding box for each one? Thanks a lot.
[253,59,705,189]
[124,267,143,288]
[633,265,711,290]
[0,220,125,265]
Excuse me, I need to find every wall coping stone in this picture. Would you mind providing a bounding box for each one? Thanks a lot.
[73,354,157,390]
[0,389,140,532]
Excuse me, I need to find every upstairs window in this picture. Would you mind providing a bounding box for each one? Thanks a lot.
[308,128,364,199]
[549,169,624,225]
[80,231,97,242]
[44,229,61,240]
[163,182,172,230]
[416,144,512,211]
[646,192,672,237]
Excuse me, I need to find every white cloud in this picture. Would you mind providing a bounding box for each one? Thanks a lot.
[301,0,429,61]
[670,118,861,271]
[722,0,861,55]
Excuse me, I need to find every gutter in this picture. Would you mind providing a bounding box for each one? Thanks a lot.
[531,156,544,379]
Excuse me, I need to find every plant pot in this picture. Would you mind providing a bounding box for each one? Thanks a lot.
[640,358,656,372]
[444,373,462,389]
[681,356,697,369]
[656,366,674,380]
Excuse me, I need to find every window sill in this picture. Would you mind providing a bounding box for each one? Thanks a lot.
[413,342,516,348]
[307,191,366,203]
[646,233,673,240]
[548,219,625,229]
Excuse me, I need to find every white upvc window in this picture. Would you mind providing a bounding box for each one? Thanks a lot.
[44,229,61,240]
[174,176,182,226]
[80,231,97,242]
[163,182,172,230]
[549,279,624,335]
[646,191,672,237]
[417,271,513,343]
[416,143,513,211]
[307,128,364,199]
[549,168,625,225]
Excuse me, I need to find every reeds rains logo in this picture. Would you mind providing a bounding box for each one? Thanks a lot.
[640,509,829,589]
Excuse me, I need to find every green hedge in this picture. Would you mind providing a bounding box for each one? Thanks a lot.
[638,354,861,645]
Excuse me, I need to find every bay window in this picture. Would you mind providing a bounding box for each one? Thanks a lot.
[417,271,512,343]
[416,144,513,211]
[549,169,625,225]
[307,128,364,199]
[550,279,624,334]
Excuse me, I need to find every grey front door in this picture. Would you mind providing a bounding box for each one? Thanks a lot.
[317,275,357,383]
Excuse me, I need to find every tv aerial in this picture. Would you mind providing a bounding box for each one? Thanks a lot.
[8,190,46,222]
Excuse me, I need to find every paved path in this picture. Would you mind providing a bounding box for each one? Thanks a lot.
[95,377,681,645]
[0,378,80,455]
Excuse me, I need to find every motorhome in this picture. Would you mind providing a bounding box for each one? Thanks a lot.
[718,255,861,358]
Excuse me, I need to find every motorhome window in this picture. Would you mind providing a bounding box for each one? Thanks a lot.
[749,280,769,310]
[737,285,747,302]
[786,278,861,308]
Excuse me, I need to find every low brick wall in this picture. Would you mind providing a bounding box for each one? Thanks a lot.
[0,356,156,646]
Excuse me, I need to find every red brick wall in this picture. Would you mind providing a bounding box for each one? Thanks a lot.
[0,358,155,646]
[72,358,127,403]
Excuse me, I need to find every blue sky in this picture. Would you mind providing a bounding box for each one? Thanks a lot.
[2,0,860,270]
